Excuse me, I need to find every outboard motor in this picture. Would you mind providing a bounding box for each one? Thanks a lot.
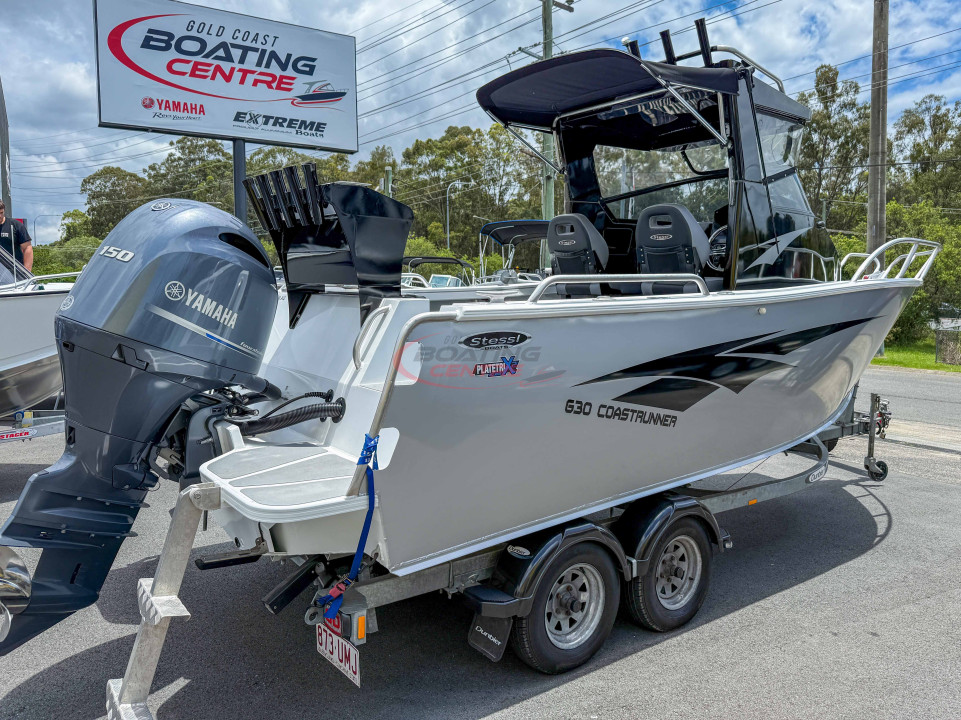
[0,200,278,652]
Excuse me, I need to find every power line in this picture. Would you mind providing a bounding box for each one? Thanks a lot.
[782,26,961,83]
[357,0,481,54]
[349,0,434,36]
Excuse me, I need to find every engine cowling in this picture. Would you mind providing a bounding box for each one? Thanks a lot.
[0,199,278,654]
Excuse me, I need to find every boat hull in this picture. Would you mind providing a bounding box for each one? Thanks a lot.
[0,291,66,417]
[370,282,912,572]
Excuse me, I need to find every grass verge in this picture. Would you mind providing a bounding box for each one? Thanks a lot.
[872,337,961,372]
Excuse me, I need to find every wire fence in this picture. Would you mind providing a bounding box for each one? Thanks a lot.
[935,327,961,365]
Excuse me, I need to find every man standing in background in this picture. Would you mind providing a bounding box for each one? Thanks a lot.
[0,200,33,278]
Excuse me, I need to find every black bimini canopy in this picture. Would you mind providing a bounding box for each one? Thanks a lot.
[477,49,739,130]
[480,220,549,247]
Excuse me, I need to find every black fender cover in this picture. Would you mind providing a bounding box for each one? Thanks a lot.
[612,493,728,575]
[492,520,634,617]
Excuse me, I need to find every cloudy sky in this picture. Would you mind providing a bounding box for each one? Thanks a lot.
[3,0,960,243]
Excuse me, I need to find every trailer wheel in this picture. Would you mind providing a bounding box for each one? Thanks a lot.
[823,438,839,452]
[624,517,711,632]
[511,543,619,674]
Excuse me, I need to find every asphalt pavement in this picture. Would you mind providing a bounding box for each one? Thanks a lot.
[1,366,960,720]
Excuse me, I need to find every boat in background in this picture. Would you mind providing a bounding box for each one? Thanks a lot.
[0,247,78,417]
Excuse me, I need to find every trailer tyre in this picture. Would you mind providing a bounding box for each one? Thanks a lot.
[624,517,711,632]
[511,543,619,674]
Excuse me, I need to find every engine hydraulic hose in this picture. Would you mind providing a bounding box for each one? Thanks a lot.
[259,390,334,421]
[237,398,346,436]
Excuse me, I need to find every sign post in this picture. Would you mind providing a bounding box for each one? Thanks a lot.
[232,138,246,220]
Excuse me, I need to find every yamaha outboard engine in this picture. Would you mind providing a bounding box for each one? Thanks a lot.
[0,200,278,653]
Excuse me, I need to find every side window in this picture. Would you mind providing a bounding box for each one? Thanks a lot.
[756,112,804,177]
[768,173,809,212]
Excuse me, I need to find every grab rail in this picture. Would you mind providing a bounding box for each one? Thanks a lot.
[527,273,709,303]
[838,253,880,281]
[850,238,941,282]
[0,271,81,292]
[352,305,391,369]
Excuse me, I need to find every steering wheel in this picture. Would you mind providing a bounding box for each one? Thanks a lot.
[706,225,728,272]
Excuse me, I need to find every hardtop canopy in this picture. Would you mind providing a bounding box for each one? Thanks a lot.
[476,49,740,131]
[479,219,549,247]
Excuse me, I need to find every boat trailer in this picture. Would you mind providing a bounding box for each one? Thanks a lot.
[105,433,845,717]
[0,409,66,446]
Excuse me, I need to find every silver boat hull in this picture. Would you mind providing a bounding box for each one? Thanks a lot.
[0,291,66,417]
[202,280,913,575]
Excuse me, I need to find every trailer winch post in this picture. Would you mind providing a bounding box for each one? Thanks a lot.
[106,483,221,720]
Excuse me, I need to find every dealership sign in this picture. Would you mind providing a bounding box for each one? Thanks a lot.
[93,0,357,152]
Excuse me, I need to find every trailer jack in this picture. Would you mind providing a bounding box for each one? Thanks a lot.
[105,483,221,720]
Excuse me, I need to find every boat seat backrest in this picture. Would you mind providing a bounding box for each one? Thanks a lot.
[635,204,710,275]
[548,213,609,276]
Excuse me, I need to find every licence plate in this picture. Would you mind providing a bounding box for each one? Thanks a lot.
[316,622,361,686]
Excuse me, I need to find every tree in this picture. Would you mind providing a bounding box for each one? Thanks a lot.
[143,136,232,210]
[81,166,149,238]
[349,144,397,190]
[59,209,93,243]
[795,65,871,230]
[891,95,961,208]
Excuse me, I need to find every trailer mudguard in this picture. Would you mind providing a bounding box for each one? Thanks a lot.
[612,493,729,575]
[464,520,633,621]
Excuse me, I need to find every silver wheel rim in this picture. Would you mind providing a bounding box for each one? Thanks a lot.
[544,563,605,650]
[655,535,702,611]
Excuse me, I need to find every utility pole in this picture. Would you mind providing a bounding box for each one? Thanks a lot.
[384,166,393,198]
[538,0,573,269]
[866,0,888,254]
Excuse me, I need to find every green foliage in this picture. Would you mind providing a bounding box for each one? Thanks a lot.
[59,209,92,243]
[32,235,100,277]
[871,336,961,372]
[834,200,961,344]
[81,166,148,238]
[795,65,871,231]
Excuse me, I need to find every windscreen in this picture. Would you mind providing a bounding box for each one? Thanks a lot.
[0,245,29,286]
[593,142,728,222]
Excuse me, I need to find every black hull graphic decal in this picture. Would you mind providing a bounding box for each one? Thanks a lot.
[579,317,877,411]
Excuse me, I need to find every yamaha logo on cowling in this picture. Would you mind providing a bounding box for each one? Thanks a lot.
[163,280,240,329]
[164,281,185,300]
[151,201,174,211]
[59,295,74,312]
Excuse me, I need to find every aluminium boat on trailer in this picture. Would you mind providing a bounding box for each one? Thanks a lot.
[0,20,940,712]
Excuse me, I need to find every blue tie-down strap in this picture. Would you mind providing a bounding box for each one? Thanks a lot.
[316,434,379,619]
